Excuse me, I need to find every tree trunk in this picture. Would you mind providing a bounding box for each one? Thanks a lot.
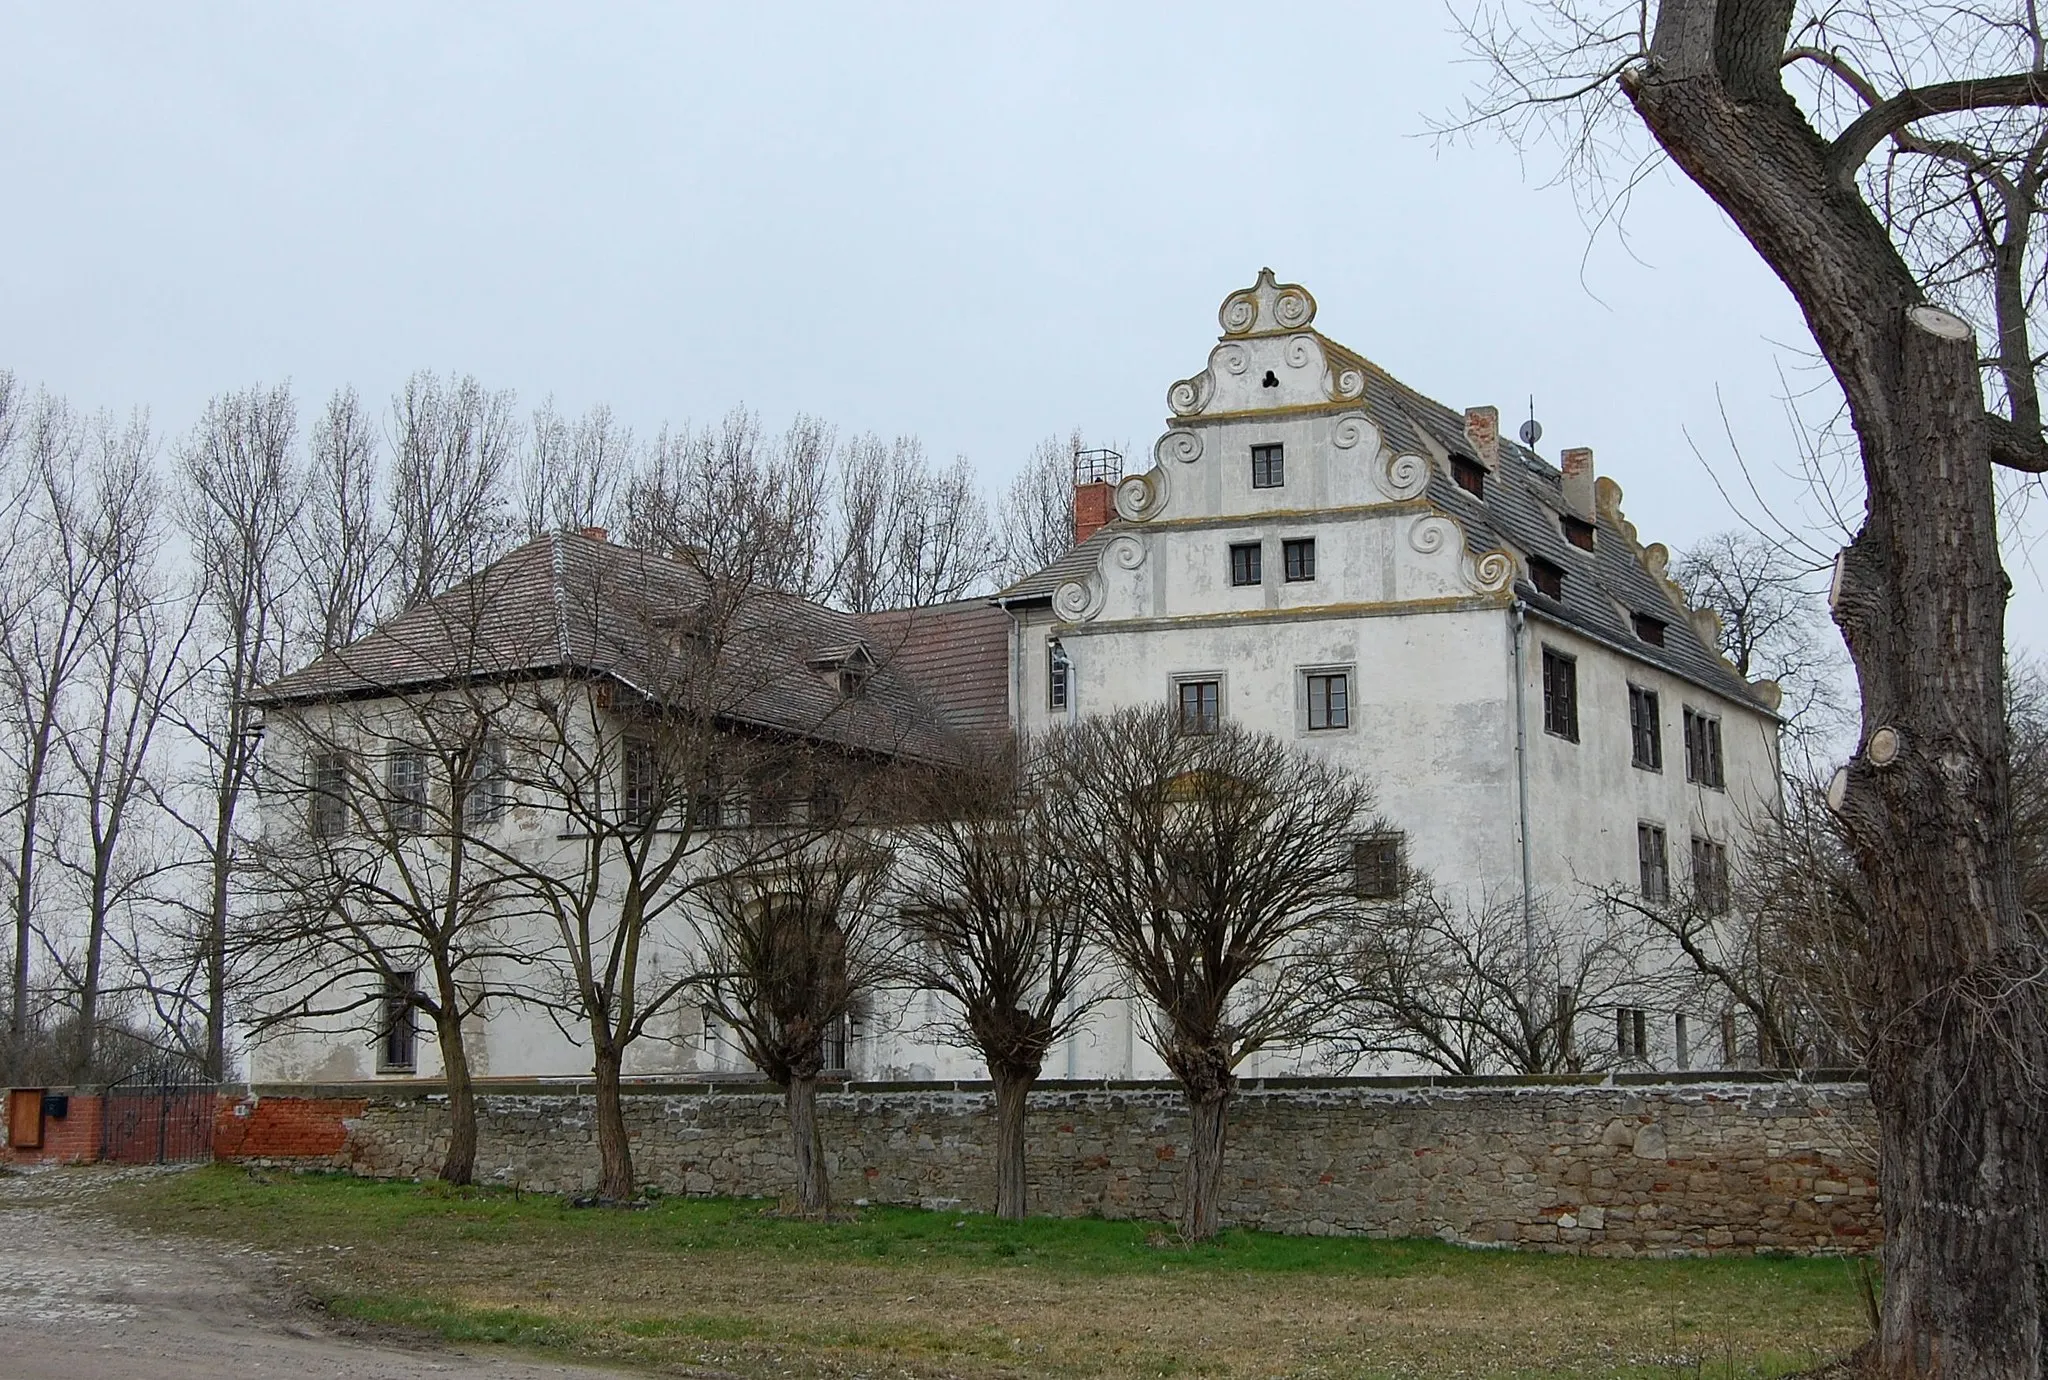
[592,1039,634,1203]
[1181,1087,1231,1242]
[1623,12,2048,1370]
[990,1067,1035,1221]
[785,1075,830,1217]
[436,1014,478,1186]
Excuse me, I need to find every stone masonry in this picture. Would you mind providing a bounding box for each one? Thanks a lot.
[251,1073,1879,1256]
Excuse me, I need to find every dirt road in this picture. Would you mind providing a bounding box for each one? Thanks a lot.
[0,1166,635,1380]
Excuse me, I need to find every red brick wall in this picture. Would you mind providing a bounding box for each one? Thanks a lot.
[3,1090,104,1166]
[213,1095,365,1160]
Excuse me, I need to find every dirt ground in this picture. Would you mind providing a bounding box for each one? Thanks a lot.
[0,1165,634,1380]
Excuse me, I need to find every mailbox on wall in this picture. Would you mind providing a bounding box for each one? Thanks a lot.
[7,1087,45,1151]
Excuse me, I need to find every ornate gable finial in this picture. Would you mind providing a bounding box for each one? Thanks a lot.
[1218,268,1317,337]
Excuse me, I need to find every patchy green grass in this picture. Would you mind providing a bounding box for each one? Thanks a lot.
[98,1166,1871,1379]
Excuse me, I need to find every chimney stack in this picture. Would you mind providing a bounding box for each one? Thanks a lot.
[1559,448,1595,520]
[1463,406,1500,470]
[1074,481,1115,545]
[580,525,609,543]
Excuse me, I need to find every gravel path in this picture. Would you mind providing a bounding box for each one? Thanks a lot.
[0,1165,636,1380]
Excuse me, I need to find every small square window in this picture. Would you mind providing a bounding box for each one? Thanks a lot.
[1632,613,1667,646]
[1628,685,1662,771]
[1528,556,1564,601]
[1176,679,1220,735]
[1451,456,1486,497]
[1306,672,1349,730]
[1282,538,1316,582]
[1541,647,1579,742]
[1251,444,1285,489]
[1352,834,1404,899]
[1638,823,1669,902]
[1684,707,1726,789]
[1562,515,1596,551]
[1228,542,1262,587]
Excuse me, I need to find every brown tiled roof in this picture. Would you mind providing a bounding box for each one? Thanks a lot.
[253,533,967,761]
[865,599,1013,740]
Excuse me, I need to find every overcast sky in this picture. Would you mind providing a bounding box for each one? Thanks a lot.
[5,3,2043,659]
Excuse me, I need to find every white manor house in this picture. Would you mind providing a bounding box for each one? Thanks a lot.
[247,270,1783,1087]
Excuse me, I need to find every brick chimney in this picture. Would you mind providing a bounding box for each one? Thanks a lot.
[580,525,609,543]
[1559,448,1595,519]
[1074,481,1116,545]
[1463,406,1500,470]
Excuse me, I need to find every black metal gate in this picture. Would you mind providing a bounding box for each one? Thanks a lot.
[100,1060,217,1164]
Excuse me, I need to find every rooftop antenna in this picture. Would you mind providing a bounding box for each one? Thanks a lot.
[1518,396,1543,452]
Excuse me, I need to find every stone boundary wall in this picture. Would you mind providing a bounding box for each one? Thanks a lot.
[247,1074,1879,1256]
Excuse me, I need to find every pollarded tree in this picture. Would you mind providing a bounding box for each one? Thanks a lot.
[888,737,1103,1219]
[1455,5,2048,1368]
[692,834,895,1218]
[1040,704,1382,1241]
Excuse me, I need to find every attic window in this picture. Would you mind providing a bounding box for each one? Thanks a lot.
[1561,515,1596,551]
[838,666,870,697]
[1632,613,1667,647]
[1451,456,1486,498]
[1528,556,1565,601]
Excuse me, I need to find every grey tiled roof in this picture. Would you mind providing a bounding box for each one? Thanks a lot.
[253,533,966,761]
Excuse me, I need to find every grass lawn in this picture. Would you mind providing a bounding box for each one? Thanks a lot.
[101,1167,1871,1379]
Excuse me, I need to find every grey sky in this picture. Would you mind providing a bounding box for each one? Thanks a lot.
[6,3,2040,658]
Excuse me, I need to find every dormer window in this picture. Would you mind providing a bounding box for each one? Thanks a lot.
[1451,456,1486,498]
[808,642,876,697]
[1632,613,1667,647]
[1562,515,1596,551]
[1251,443,1285,489]
[838,667,869,697]
[1528,556,1565,601]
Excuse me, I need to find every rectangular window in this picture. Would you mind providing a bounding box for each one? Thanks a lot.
[824,1014,851,1074]
[1616,1006,1648,1059]
[1305,671,1350,730]
[1692,835,1730,914]
[1048,641,1070,711]
[1638,822,1670,902]
[310,751,349,839]
[691,772,725,829]
[1528,556,1564,600]
[623,736,659,823]
[1721,1009,1739,1066]
[463,739,506,826]
[1282,538,1316,582]
[386,752,427,834]
[1228,542,1262,587]
[381,970,418,1071]
[1541,647,1579,742]
[1684,707,1726,788]
[1451,456,1486,497]
[1628,684,1662,771]
[1562,515,1596,551]
[1352,834,1404,899]
[1176,679,1220,735]
[1251,443,1284,489]
[1632,613,1667,646]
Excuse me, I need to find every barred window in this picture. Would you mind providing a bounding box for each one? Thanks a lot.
[1542,647,1579,742]
[1628,684,1662,771]
[1352,834,1404,899]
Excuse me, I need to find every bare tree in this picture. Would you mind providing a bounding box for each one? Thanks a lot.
[387,371,518,611]
[998,429,1084,583]
[832,433,1000,612]
[520,398,632,539]
[1671,529,1850,755]
[1454,4,2048,1365]
[296,386,390,656]
[887,738,1102,1218]
[1333,883,1636,1076]
[170,383,304,1077]
[1041,705,1381,1241]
